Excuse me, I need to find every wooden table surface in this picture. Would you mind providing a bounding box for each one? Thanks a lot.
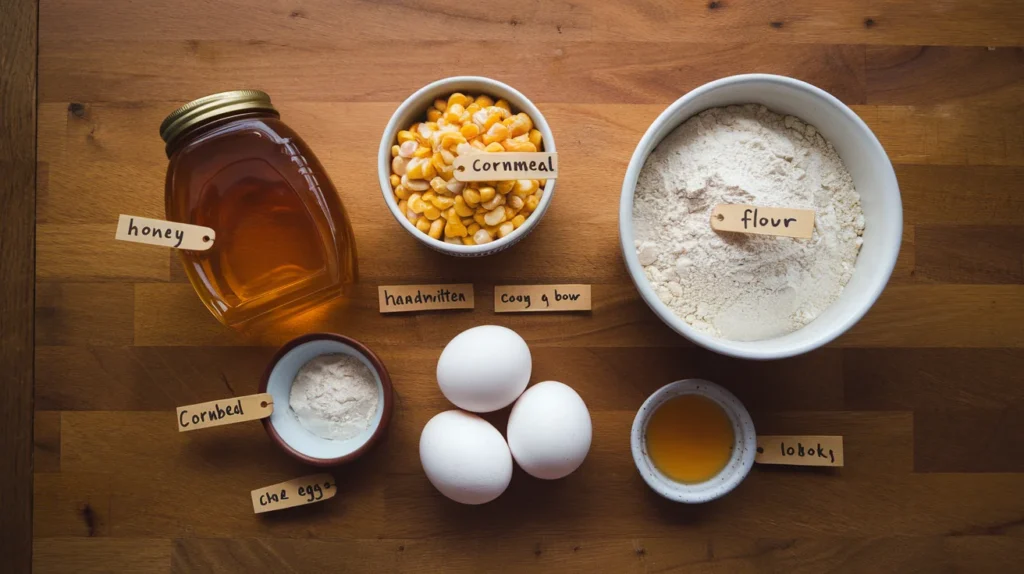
[3,0,1023,572]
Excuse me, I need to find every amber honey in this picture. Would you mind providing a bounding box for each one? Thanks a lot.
[645,394,735,483]
[163,91,356,327]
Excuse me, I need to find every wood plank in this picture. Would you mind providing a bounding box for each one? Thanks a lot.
[37,224,171,282]
[914,225,1024,284]
[914,408,1024,473]
[37,41,867,104]
[34,412,61,473]
[867,46,1024,106]
[896,165,1024,226]
[0,0,37,570]
[35,283,135,346]
[34,538,172,574]
[843,349,1024,410]
[38,0,1024,47]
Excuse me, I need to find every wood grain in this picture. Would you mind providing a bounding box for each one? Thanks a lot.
[1,0,37,571]
[21,0,1024,572]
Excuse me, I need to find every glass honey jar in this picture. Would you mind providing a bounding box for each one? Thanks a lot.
[161,90,357,327]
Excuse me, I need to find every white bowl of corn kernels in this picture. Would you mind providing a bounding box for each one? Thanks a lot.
[379,76,556,256]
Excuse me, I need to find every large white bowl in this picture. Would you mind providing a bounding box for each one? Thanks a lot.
[619,74,902,360]
[379,76,556,257]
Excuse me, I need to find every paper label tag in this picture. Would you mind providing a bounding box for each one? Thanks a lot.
[176,393,273,432]
[494,284,592,313]
[710,204,815,239]
[115,214,215,251]
[755,435,844,467]
[378,284,474,313]
[453,152,558,182]
[251,473,336,514]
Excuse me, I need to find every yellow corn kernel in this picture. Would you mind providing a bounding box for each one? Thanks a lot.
[504,206,516,221]
[407,211,419,225]
[538,179,547,187]
[408,193,427,214]
[460,123,480,139]
[484,207,506,226]
[438,165,454,181]
[473,213,488,228]
[444,207,458,220]
[389,174,401,188]
[511,214,526,229]
[498,221,514,238]
[524,194,540,212]
[509,113,533,137]
[428,218,443,239]
[453,195,475,217]
[397,130,417,144]
[494,99,511,113]
[462,236,477,246]
[421,159,437,180]
[463,187,481,206]
[477,111,501,130]
[513,179,539,197]
[509,194,525,211]
[391,144,400,158]
[413,146,432,158]
[440,132,467,150]
[424,205,442,220]
[465,102,481,114]
[394,185,410,200]
[485,142,505,153]
[462,217,474,226]
[478,186,496,203]
[483,123,509,145]
[481,192,505,211]
[422,190,436,203]
[494,180,514,195]
[528,129,543,149]
[427,108,442,122]
[431,152,447,174]
[502,140,537,153]
[433,98,448,112]
[429,177,447,193]
[416,218,431,233]
[405,158,425,180]
[475,95,494,108]
[431,195,454,210]
[444,103,465,124]
[470,139,487,150]
[397,199,408,213]
[467,223,481,235]
[444,218,468,238]
[447,92,470,109]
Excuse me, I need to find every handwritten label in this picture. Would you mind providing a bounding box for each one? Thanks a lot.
[755,435,844,467]
[710,204,815,239]
[251,473,336,514]
[494,284,591,313]
[176,393,273,432]
[378,284,474,313]
[452,152,559,182]
[115,214,215,250]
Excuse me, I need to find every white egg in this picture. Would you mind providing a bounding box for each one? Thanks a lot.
[419,410,513,504]
[436,325,531,413]
[507,381,592,480]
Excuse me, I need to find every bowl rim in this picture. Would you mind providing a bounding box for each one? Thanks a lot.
[258,332,394,467]
[378,75,557,256]
[630,379,757,503]
[618,73,903,360]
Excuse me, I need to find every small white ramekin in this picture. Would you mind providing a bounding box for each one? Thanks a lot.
[619,74,903,360]
[379,76,556,257]
[631,379,756,504]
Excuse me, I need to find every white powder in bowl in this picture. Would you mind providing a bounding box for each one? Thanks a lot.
[289,353,380,441]
[632,104,864,341]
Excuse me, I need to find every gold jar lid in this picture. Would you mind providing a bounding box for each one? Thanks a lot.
[159,90,277,156]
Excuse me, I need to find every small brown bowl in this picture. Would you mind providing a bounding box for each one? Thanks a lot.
[259,333,394,467]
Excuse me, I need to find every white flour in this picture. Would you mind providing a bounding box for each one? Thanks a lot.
[632,105,864,341]
[289,353,380,440]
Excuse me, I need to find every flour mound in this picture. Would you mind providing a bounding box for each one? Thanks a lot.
[632,105,864,341]
[289,353,380,441]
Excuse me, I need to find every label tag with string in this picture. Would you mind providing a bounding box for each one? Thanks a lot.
[252,473,337,514]
[710,204,815,239]
[452,152,558,182]
[176,393,274,432]
[115,214,216,251]
[755,435,844,467]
